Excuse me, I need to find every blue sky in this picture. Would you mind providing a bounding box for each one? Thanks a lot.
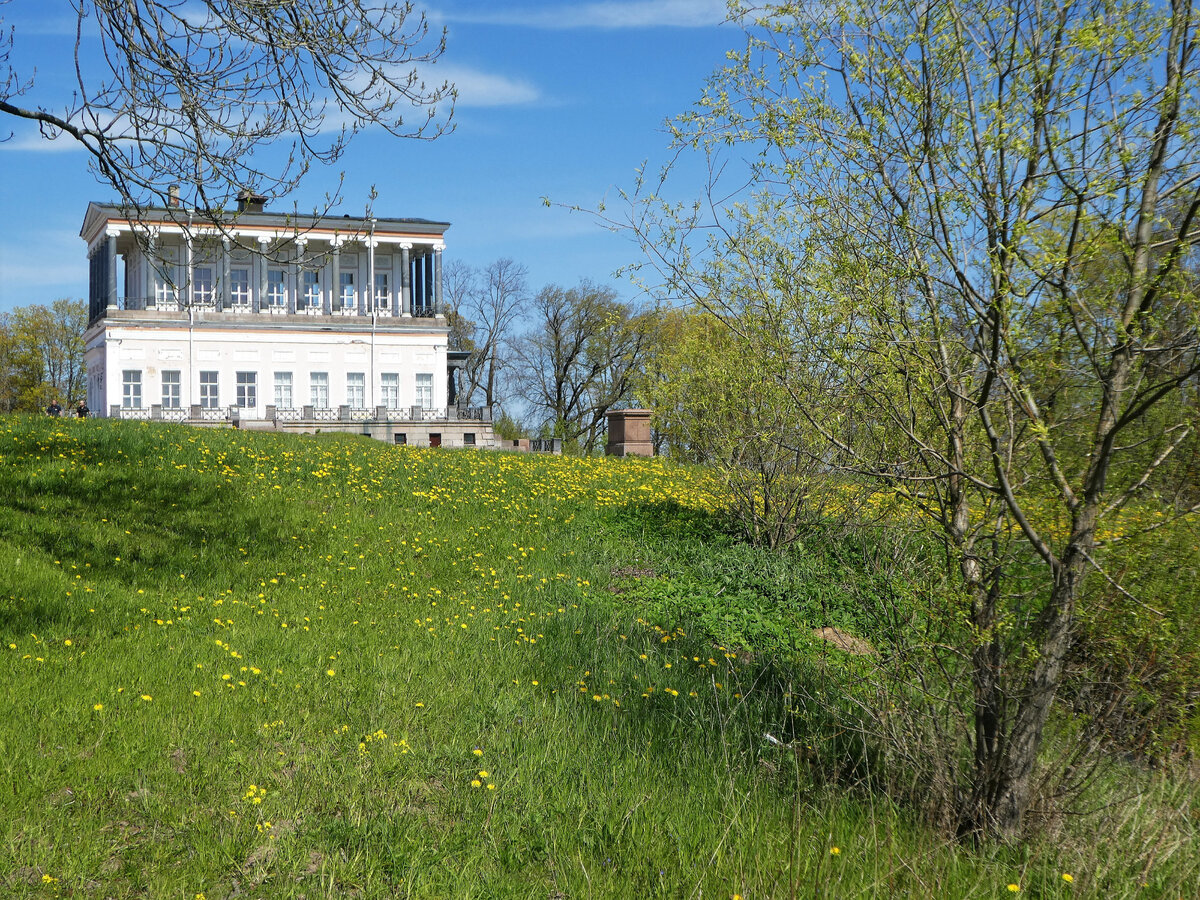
[0,1,737,314]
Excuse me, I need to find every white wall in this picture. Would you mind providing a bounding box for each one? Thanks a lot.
[91,321,448,417]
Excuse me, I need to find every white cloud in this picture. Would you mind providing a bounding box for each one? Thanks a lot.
[0,131,88,153]
[0,229,88,313]
[439,0,729,30]
[439,65,543,107]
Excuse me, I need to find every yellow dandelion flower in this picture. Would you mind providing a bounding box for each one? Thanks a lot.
[478,770,489,778]
[1007,885,1020,893]
[141,694,152,701]
[470,779,482,788]
[326,669,336,677]
[1061,874,1073,884]
[830,846,840,855]
[93,703,103,711]
[487,783,496,790]
[472,748,483,756]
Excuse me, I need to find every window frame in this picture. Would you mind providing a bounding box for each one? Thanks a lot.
[310,371,330,408]
[230,268,251,307]
[122,369,142,409]
[193,266,214,306]
[161,369,182,409]
[380,372,400,409]
[415,372,434,410]
[236,371,257,409]
[200,371,219,409]
[266,269,287,309]
[347,372,366,409]
[274,371,293,409]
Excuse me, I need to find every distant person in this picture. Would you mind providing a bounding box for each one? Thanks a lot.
[46,400,62,417]
[76,401,89,418]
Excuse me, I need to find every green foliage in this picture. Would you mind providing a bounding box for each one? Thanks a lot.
[642,306,852,548]
[0,298,86,412]
[617,0,1200,837]
[1067,522,1200,759]
[491,410,525,441]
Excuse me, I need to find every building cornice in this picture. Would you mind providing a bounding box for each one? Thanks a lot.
[81,200,450,248]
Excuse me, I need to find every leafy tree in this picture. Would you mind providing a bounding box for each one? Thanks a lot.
[644,305,849,548]
[1,299,87,411]
[509,282,651,452]
[617,0,1200,838]
[0,1,452,216]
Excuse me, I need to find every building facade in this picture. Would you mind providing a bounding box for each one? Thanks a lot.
[81,195,494,448]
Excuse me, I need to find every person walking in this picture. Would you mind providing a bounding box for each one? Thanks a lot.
[46,399,62,417]
[76,400,89,418]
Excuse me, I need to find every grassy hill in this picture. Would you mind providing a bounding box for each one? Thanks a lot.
[0,417,1196,898]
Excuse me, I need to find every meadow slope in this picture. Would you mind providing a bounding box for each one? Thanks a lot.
[0,418,1196,898]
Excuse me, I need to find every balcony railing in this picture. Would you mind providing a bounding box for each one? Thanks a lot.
[108,404,491,424]
[103,297,446,317]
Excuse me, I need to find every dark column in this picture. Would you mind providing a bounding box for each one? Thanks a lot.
[413,251,424,314]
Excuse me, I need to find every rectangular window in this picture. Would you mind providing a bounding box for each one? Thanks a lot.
[162,370,181,409]
[274,371,293,408]
[230,268,251,307]
[154,272,178,307]
[193,266,214,306]
[380,372,399,409]
[302,271,320,309]
[339,271,355,310]
[267,269,287,308]
[347,372,366,409]
[415,372,433,409]
[200,371,219,409]
[393,433,406,445]
[464,432,476,446]
[236,371,257,409]
[374,272,390,311]
[122,370,142,409]
[310,372,329,408]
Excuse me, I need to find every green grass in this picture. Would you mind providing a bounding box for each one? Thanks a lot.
[0,416,1196,898]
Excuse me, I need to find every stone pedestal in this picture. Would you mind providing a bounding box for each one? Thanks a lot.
[605,409,654,457]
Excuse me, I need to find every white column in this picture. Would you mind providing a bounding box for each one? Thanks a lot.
[183,229,193,309]
[330,240,341,314]
[290,239,303,314]
[391,245,402,317]
[366,238,377,314]
[143,231,156,305]
[105,230,120,310]
[434,243,444,312]
[400,243,412,317]
[256,237,270,313]
[221,237,231,310]
[296,239,309,311]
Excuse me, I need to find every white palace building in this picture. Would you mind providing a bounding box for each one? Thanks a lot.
[81,193,495,448]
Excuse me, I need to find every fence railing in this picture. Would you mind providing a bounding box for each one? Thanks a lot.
[107,404,492,424]
[106,297,445,318]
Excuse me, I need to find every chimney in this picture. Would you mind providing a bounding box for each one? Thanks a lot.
[167,184,181,207]
[236,189,268,213]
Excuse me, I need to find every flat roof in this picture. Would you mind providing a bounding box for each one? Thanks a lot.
[82,201,450,242]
